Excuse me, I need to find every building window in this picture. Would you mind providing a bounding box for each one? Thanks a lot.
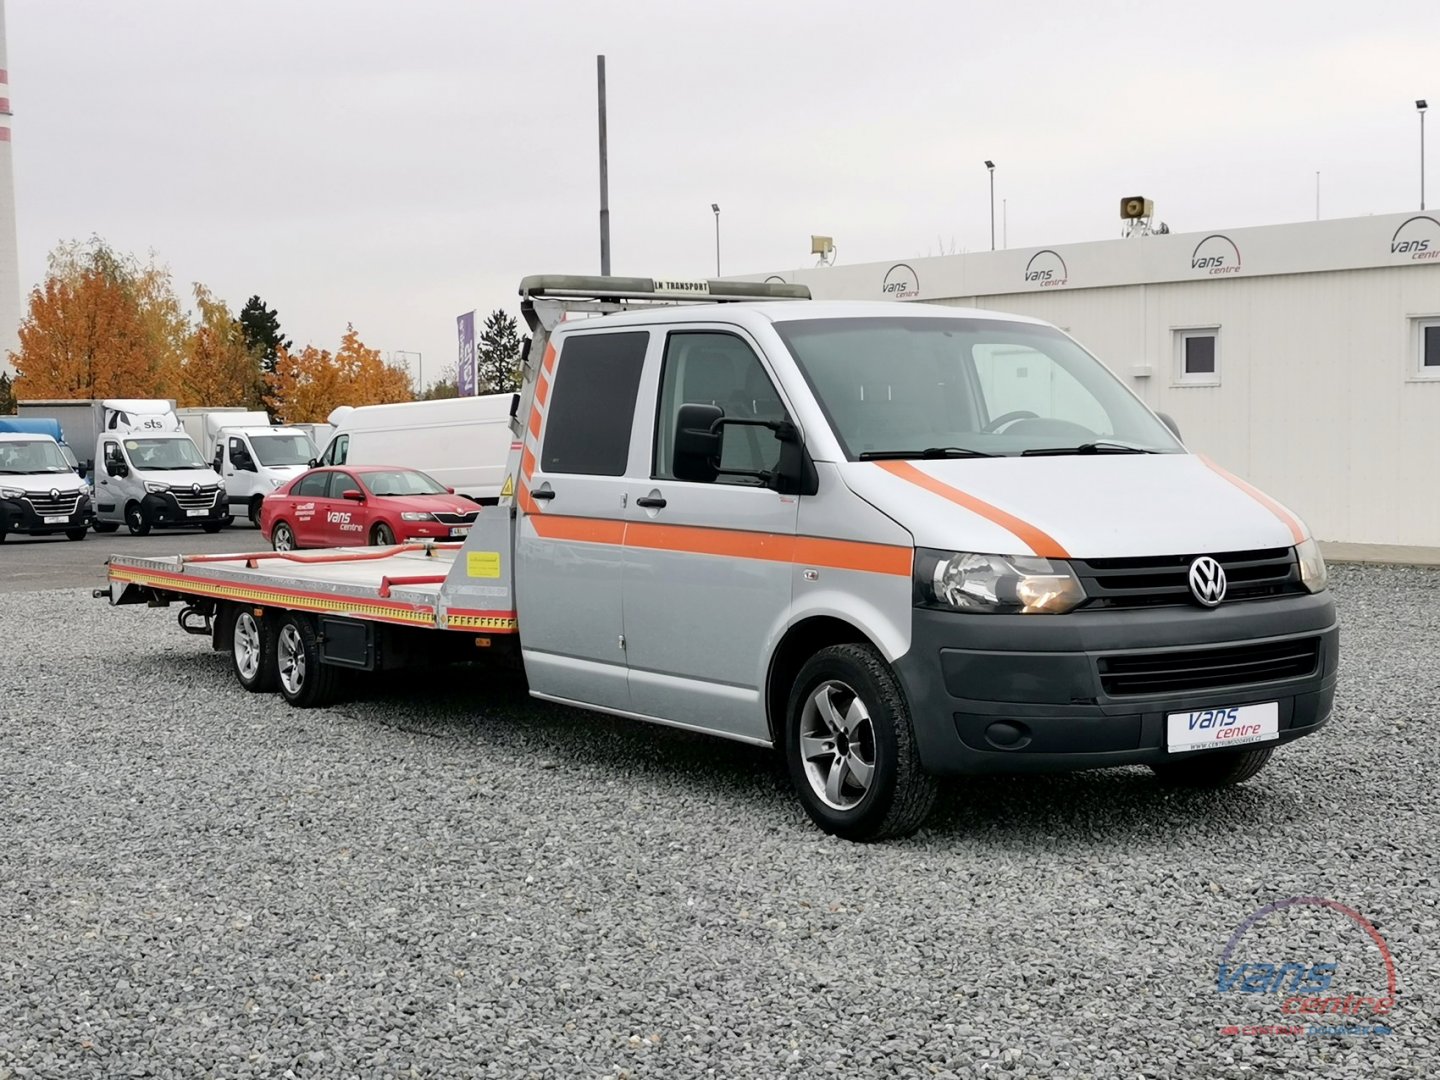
[1416,318,1440,379]
[1174,328,1220,385]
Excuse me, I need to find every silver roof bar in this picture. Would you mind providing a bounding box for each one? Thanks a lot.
[518,274,810,303]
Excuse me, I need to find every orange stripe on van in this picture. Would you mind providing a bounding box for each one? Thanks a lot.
[534,372,551,407]
[875,460,1070,559]
[627,521,794,563]
[542,343,557,374]
[794,536,913,577]
[520,447,536,482]
[1199,455,1306,544]
[527,513,626,546]
[526,406,542,441]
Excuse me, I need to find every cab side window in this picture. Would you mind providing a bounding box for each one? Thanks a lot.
[323,435,348,466]
[229,436,250,470]
[103,442,126,475]
[293,472,330,498]
[212,443,223,473]
[654,331,787,484]
[540,332,649,476]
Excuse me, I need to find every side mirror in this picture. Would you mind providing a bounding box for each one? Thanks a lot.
[1157,411,1183,441]
[308,458,319,469]
[342,488,366,502]
[113,464,130,479]
[445,486,456,495]
[673,403,723,483]
[77,463,89,479]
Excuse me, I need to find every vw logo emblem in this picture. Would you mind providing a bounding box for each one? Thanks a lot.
[1188,556,1227,607]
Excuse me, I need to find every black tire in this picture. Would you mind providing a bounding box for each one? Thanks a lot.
[273,612,342,708]
[248,496,264,526]
[271,521,297,551]
[230,606,277,692]
[783,643,938,841]
[1150,746,1275,787]
[370,522,396,546]
[65,528,88,541]
[200,522,224,534]
[92,521,120,534]
[125,503,150,537]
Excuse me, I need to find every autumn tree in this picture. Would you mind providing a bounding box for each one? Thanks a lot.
[477,309,523,393]
[176,284,266,410]
[239,295,291,378]
[9,239,188,399]
[0,372,16,414]
[267,324,413,423]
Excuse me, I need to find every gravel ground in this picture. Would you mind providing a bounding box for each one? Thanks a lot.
[0,565,1435,1078]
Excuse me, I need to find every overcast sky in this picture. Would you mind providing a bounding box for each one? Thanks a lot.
[9,0,1438,388]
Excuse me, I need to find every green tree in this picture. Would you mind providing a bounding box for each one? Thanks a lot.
[420,363,460,400]
[0,371,16,414]
[239,295,292,378]
[476,309,522,394]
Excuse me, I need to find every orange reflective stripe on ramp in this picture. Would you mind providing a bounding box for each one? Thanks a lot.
[874,460,1069,559]
[1198,455,1306,545]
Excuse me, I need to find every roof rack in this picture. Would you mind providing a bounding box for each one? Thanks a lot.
[518,274,810,303]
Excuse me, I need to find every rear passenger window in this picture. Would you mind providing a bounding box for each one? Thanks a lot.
[540,332,648,476]
[293,472,330,497]
[328,473,361,499]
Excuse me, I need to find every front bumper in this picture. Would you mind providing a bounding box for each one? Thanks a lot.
[0,494,95,535]
[141,492,226,528]
[893,592,1338,775]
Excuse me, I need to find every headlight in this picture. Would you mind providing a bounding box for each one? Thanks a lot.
[917,548,1087,614]
[144,481,171,494]
[1296,537,1327,594]
[0,486,23,499]
[269,478,282,489]
[400,512,434,522]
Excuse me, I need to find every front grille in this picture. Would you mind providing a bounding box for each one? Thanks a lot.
[22,490,82,516]
[1098,637,1321,696]
[432,511,479,526]
[1074,547,1302,609]
[171,485,220,510]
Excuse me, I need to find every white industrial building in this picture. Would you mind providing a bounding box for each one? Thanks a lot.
[746,211,1440,555]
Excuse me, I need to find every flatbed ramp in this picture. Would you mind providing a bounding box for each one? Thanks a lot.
[106,542,517,632]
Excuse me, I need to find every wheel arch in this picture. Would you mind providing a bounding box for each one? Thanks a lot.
[765,615,886,744]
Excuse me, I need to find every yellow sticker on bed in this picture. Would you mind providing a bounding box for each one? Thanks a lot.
[466,551,502,579]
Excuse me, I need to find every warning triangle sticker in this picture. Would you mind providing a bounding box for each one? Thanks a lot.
[500,475,515,499]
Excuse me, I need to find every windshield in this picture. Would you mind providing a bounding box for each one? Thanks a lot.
[361,469,447,497]
[251,433,317,467]
[774,316,1182,458]
[125,437,210,470]
[0,438,72,474]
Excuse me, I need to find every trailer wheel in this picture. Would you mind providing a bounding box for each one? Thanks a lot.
[231,607,277,692]
[125,503,151,537]
[784,643,938,841]
[274,613,342,708]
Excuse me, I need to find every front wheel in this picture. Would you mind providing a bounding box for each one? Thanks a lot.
[200,522,224,534]
[370,522,395,546]
[65,528,89,541]
[125,503,150,537]
[1150,746,1274,787]
[784,643,938,841]
[274,613,342,708]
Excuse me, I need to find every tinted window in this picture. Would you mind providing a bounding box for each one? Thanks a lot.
[540,331,648,476]
[329,473,362,499]
[1185,335,1216,374]
[323,434,348,465]
[293,472,330,497]
[654,331,787,483]
[1425,325,1440,368]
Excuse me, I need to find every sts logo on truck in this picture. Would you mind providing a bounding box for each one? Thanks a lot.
[1215,896,1397,1038]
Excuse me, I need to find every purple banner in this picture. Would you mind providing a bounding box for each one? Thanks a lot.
[456,310,477,396]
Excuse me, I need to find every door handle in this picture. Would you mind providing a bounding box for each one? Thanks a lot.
[530,488,556,501]
[635,496,666,509]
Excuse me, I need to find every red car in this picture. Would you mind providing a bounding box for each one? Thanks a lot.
[260,466,481,550]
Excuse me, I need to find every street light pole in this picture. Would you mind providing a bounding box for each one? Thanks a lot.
[984,160,996,251]
[711,203,721,276]
[597,55,611,275]
[1419,100,1429,211]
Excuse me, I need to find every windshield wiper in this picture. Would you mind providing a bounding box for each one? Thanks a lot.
[1022,441,1155,456]
[858,446,996,461]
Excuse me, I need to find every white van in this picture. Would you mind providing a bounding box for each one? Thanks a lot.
[0,432,95,541]
[90,401,228,535]
[209,426,318,525]
[316,394,515,503]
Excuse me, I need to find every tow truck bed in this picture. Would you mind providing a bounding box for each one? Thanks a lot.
[105,542,518,632]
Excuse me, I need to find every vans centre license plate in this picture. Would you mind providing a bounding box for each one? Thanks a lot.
[1166,701,1279,754]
